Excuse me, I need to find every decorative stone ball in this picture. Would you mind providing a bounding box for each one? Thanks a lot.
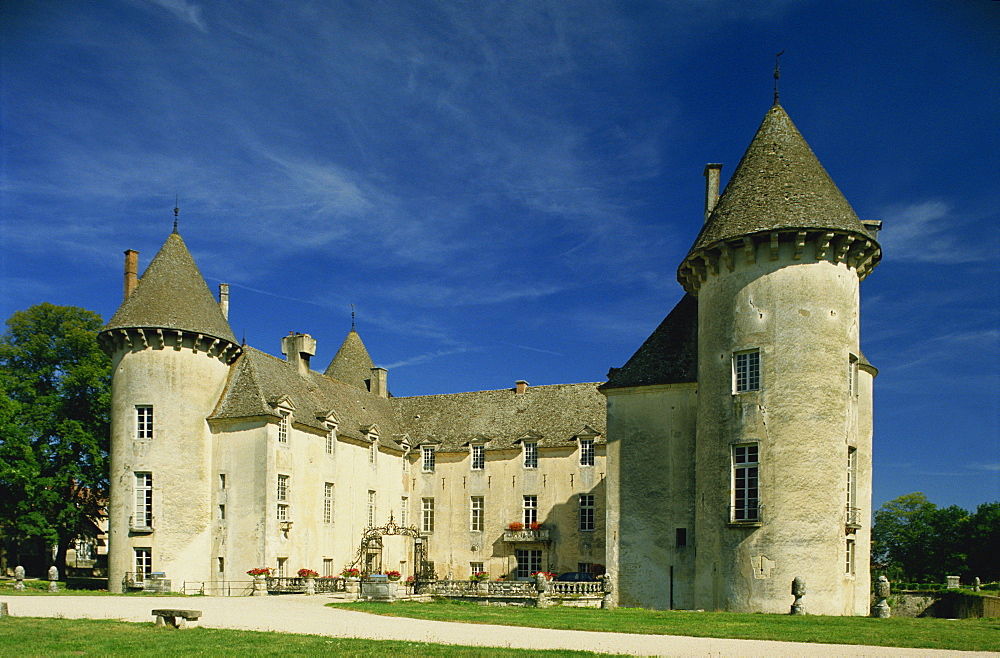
[48,566,59,581]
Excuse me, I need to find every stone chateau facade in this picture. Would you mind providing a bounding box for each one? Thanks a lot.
[99,100,880,614]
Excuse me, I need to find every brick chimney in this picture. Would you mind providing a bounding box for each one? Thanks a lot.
[123,250,139,301]
[370,367,388,398]
[703,163,722,222]
[281,332,316,376]
[515,380,528,394]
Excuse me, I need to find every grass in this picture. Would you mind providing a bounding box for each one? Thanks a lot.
[0,617,614,657]
[331,600,1000,652]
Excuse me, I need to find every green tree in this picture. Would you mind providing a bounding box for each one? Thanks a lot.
[966,502,1000,582]
[0,303,111,574]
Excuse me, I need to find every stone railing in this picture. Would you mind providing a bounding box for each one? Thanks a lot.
[181,580,254,596]
[502,528,551,542]
[549,581,603,596]
[428,579,609,608]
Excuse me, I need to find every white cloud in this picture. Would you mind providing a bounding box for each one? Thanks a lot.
[877,201,988,264]
[146,0,208,32]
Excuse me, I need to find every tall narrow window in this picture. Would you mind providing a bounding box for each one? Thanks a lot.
[277,412,288,443]
[515,549,541,578]
[400,496,408,528]
[368,490,377,527]
[325,428,335,455]
[218,504,226,520]
[732,445,759,522]
[219,474,226,489]
[276,557,287,577]
[848,354,859,397]
[134,472,153,527]
[470,496,484,531]
[579,438,594,466]
[369,439,377,464]
[421,498,435,533]
[734,350,761,392]
[135,406,153,440]
[134,547,152,581]
[324,482,334,524]
[422,446,435,472]
[676,528,688,547]
[471,444,485,470]
[524,442,538,469]
[277,474,289,520]
[579,494,595,531]
[323,558,334,577]
[523,495,537,526]
[846,446,858,526]
[845,538,856,575]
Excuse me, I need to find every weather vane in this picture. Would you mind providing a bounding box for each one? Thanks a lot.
[351,303,355,330]
[774,50,785,105]
[173,194,179,233]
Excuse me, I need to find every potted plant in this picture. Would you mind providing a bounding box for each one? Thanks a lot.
[247,567,270,596]
[528,522,540,531]
[341,567,361,579]
[507,521,524,531]
[385,570,401,581]
[470,571,489,581]
[297,568,319,578]
[247,567,271,577]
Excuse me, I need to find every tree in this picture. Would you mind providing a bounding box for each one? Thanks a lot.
[966,502,1000,582]
[0,303,111,575]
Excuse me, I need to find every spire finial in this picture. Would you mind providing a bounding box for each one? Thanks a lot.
[351,303,356,330]
[173,195,179,233]
[773,50,785,105]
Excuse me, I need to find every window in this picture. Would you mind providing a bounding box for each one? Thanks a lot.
[421,498,435,533]
[734,349,760,392]
[276,557,287,577]
[217,557,225,576]
[524,442,538,469]
[846,447,858,525]
[470,496,484,532]
[219,473,226,489]
[471,444,485,470]
[422,446,435,473]
[325,428,335,454]
[732,445,759,522]
[368,490,377,528]
[136,405,153,440]
[401,496,408,528]
[134,547,152,581]
[579,438,594,466]
[370,439,377,464]
[676,528,687,547]
[277,474,289,521]
[277,412,288,443]
[470,562,484,576]
[218,504,226,520]
[134,472,153,527]
[523,495,537,526]
[515,549,541,578]
[578,562,594,574]
[323,558,334,577]
[845,538,856,575]
[579,494,595,531]
[848,354,859,397]
[324,483,334,524]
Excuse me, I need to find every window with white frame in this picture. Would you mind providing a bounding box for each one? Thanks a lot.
[135,405,153,440]
[523,442,538,469]
[734,349,761,393]
[276,557,287,577]
[523,495,537,526]
[579,438,594,466]
[325,428,335,454]
[515,549,541,578]
[324,482,334,524]
[422,446,435,472]
[369,438,377,464]
[421,497,435,533]
[470,562,484,576]
[134,472,153,527]
[579,493,595,531]
[368,490,377,527]
[732,445,759,522]
[848,354,859,397]
[277,474,289,520]
[845,538,856,575]
[134,547,152,581]
[323,558,334,577]
[470,496,484,532]
[401,496,408,528]
[846,446,858,524]
[277,412,289,443]
[471,444,485,470]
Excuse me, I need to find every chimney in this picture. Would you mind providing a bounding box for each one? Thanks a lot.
[123,250,139,301]
[281,332,317,377]
[219,283,230,320]
[370,367,388,398]
[703,164,723,222]
[515,380,528,394]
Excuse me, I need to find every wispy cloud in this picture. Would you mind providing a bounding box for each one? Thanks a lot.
[877,201,990,264]
[145,0,208,32]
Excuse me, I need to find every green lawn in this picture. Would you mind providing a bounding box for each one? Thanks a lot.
[331,601,1000,652]
[0,617,615,657]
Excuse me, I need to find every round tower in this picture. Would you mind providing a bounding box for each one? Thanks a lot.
[99,230,241,592]
[678,104,880,615]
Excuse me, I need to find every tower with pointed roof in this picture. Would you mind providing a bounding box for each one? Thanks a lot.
[603,102,880,614]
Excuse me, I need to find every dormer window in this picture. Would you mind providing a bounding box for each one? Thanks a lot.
[471,444,485,470]
[277,412,289,443]
[325,426,335,455]
[422,446,435,473]
[579,438,594,466]
[523,442,538,469]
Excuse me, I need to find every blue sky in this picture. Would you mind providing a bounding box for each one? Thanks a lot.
[1,1,997,512]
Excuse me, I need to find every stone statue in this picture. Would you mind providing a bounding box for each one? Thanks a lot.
[974,576,981,592]
[872,575,891,618]
[789,576,806,615]
[48,565,59,592]
[13,565,25,591]
[534,572,551,608]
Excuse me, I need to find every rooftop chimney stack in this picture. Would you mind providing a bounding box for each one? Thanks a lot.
[703,164,723,222]
[219,283,230,320]
[515,380,528,394]
[281,332,317,377]
[123,250,139,301]
[370,367,388,398]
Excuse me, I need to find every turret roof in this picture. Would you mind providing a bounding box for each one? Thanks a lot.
[684,104,874,261]
[324,329,375,389]
[103,232,237,344]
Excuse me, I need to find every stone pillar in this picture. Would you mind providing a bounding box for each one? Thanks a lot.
[946,575,960,589]
[13,566,25,591]
[535,572,551,608]
[48,566,59,592]
[974,577,981,592]
[346,577,361,598]
[601,576,616,610]
[252,575,268,596]
[304,576,316,595]
[789,577,806,615]
[872,575,891,618]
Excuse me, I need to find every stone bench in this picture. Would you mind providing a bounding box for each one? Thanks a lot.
[152,608,202,628]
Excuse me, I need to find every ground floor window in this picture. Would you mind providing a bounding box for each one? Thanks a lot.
[323,558,334,577]
[276,557,287,577]
[134,547,151,581]
[577,562,594,574]
[470,561,484,576]
[515,549,542,578]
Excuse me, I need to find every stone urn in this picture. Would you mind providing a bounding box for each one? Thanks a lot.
[872,575,891,618]
[48,565,59,593]
[252,574,268,596]
[13,566,25,591]
[304,576,316,595]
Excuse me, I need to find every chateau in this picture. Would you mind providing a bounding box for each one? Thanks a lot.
[99,100,880,614]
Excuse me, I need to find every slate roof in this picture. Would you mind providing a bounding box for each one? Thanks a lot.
[210,346,403,450]
[103,232,237,344]
[683,104,878,264]
[600,294,698,391]
[325,330,375,390]
[393,383,606,453]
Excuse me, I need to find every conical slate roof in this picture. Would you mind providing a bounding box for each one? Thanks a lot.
[684,104,873,261]
[324,329,375,390]
[103,232,237,344]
